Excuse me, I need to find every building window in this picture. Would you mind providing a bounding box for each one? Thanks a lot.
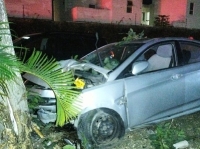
[127,0,133,13]
[143,0,152,5]
[89,4,96,8]
[189,2,194,15]
[142,12,145,21]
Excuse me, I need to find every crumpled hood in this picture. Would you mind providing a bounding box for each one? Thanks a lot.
[23,59,109,88]
[59,59,109,78]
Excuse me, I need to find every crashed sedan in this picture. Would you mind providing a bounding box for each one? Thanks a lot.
[24,37,200,148]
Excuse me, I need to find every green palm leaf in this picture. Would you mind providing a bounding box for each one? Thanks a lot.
[0,21,81,126]
[0,22,25,96]
[0,50,21,96]
[20,50,82,126]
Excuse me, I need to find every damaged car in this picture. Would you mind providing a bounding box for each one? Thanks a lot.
[24,37,200,148]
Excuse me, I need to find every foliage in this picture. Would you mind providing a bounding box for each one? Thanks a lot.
[0,22,81,127]
[10,17,200,44]
[27,94,44,110]
[79,133,89,149]
[117,28,144,45]
[20,50,81,126]
[71,55,79,60]
[0,22,22,96]
[149,120,186,149]
[0,51,20,96]
[63,145,75,149]
[122,28,144,41]
[154,15,170,27]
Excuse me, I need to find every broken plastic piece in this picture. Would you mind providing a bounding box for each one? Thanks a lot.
[37,109,56,124]
[173,140,189,149]
[31,122,44,138]
[64,138,74,146]
[74,78,85,89]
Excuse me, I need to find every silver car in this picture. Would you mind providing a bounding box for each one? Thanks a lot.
[25,37,200,148]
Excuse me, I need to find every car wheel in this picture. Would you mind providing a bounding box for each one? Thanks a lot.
[77,108,125,148]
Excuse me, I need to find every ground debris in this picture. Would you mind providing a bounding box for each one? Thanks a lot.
[31,111,200,149]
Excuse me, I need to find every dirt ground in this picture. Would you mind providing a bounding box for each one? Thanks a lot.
[31,111,200,149]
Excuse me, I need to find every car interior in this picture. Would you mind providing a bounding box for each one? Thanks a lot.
[145,44,173,72]
[180,42,200,64]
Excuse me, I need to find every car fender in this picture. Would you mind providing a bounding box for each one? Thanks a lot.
[78,79,128,128]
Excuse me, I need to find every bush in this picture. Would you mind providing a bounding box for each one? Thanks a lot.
[8,17,200,43]
[154,15,170,27]
[149,121,186,149]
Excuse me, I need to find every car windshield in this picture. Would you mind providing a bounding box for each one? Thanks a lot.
[81,42,144,71]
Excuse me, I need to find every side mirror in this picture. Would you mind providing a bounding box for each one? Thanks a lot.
[132,61,148,75]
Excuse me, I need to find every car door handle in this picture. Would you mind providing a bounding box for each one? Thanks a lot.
[171,74,183,80]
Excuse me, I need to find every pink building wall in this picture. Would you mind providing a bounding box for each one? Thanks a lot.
[159,0,187,23]
[111,0,142,25]
[98,0,112,9]
[72,0,142,25]
[4,0,141,25]
[72,7,111,23]
[4,0,52,19]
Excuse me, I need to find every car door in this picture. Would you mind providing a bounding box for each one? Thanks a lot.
[123,42,186,128]
[179,41,200,111]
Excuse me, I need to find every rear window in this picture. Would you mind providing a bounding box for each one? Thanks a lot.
[180,41,200,64]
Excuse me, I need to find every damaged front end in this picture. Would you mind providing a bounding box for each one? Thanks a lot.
[24,59,109,124]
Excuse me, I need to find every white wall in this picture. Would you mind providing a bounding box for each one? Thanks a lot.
[186,0,200,29]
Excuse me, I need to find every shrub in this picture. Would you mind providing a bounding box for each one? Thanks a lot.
[149,120,186,149]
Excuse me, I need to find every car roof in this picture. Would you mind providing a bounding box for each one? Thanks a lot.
[13,31,107,44]
[127,37,200,44]
[16,31,105,39]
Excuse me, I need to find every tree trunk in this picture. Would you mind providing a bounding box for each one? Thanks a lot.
[0,0,33,148]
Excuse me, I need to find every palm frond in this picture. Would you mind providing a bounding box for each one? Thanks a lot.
[0,22,18,39]
[0,50,22,96]
[0,22,13,42]
[0,50,21,79]
[0,22,21,96]
[0,80,9,96]
[0,21,81,126]
[20,50,82,126]
[0,45,16,51]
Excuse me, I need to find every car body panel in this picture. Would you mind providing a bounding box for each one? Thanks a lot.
[125,68,185,127]
[80,79,128,127]
[183,63,200,109]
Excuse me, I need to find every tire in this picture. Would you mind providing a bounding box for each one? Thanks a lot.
[77,108,125,148]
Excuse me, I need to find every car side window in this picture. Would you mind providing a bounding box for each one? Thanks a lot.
[143,44,174,73]
[117,43,175,79]
[179,42,200,64]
